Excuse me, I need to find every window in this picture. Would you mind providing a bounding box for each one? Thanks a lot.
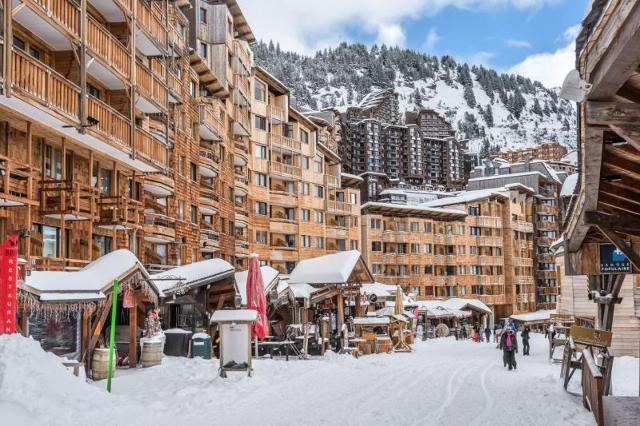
[301,156,309,170]
[255,144,267,159]
[468,206,480,216]
[411,265,420,275]
[372,264,382,274]
[92,235,112,257]
[315,237,324,249]
[458,265,466,275]
[300,209,310,222]
[350,240,358,250]
[370,218,381,229]
[254,81,266,102]
[423,222,432,233]
[470,226,481,236]
[100,169,112,195]
[198,41,207,58]
[458,225,465,235]
[315,185,324,198]
[424,243,432,254]
[471,265,482,275]
[410,243,419,253]
[177,201,184,220]
[87,83,100,99]
[190,163,197,181]
[12,36,25,50]
[29,46,41,60]
[255,201,267,215]
[256,231,267,245]
[457,245,465,255]
[470,246,478,255]
[191,205,198,223]
[300,182,310,195]
[200,7,207,24]
[371,241,382,251]
[255,173,267,187]
[424,265,433,274]
[300,129,309,144]
[411,222,419,232]
[315,211,324,223]
[301,235,311,248]
[254,115,267,130]
[313,155,323,173]
[40,225,60,258]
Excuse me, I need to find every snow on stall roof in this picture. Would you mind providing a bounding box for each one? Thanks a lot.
[288,283,319,299]
[235,265,279,305]
[152,259,234,293]
[24,249,159,297]
[38,292,105,302]
[409,298,491,315]
[510,309,557,323]
[360,283,396,298]
[561,173,579,197]
[210,309,258,323]
[288,250,362,285]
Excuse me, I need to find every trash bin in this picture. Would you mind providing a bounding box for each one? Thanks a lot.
[163,328,192,357]
[191,332,211,359]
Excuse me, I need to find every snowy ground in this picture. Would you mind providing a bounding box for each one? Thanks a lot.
[1,333,637,426]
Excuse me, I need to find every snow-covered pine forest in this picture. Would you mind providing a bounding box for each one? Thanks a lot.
[253,42,577,154]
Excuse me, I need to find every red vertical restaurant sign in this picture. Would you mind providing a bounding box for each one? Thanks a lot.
[0,235,19,335]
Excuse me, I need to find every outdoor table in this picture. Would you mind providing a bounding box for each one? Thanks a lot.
[258,340,298,361]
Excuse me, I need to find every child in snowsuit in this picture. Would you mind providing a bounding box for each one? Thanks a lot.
[500,328,518,370]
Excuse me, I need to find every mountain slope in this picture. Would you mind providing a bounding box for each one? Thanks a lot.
[253,42,577,154]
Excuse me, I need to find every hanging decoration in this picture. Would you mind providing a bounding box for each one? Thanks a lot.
[123,286,135,309]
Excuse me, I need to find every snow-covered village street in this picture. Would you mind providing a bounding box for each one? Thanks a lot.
[1,333,637,426]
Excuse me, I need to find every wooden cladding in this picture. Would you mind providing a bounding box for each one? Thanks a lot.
[135,127,168,168]
[12,49,80,121]
[88,96,131,148]
[32,0,80,38]
[136,0,167,48]
[86,16,131,79]
[136,61,168,109]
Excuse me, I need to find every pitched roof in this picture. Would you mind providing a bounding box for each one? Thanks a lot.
[288,250,371,285]
[153,259,235,293]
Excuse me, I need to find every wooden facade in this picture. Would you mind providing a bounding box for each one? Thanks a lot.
[496,142,568,163]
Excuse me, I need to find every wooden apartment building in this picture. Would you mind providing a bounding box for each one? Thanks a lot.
[361,185,537,319]
[496,142,568,163]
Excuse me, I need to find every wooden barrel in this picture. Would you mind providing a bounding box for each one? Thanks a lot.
[92,348,113,381]
[141,341,163,368]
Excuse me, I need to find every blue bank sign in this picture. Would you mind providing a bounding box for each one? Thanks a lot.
[599,243,631,273]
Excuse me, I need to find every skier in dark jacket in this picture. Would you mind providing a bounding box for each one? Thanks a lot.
[500,328,518,370]
[521,327,531,356]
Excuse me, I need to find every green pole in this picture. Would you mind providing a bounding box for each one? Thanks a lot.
[107,279,119,393]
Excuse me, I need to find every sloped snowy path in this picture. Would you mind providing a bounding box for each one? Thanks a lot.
[1,333,604,426]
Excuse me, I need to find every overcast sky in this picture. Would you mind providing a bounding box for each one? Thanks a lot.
[237,0,590,87]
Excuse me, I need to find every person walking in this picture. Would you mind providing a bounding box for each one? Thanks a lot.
[521,326,530,356]
[501,328,518,370]
[484,326,491,343]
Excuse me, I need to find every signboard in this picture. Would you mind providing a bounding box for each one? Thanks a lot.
[0,236,19,335]
[570,325,612,348]
[599,243,631,273]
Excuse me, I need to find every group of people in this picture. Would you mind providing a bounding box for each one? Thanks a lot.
[497,322,531,371]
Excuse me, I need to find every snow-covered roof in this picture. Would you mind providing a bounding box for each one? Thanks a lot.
[340,172,363,183]
[236,265,279,305]
[409,298,491,315]
[288,250,369,285]
[468,171,546,183]
[353,316,390,325]
[288,283,319,299]
[560,173,578,197]
[360,283,396,298]
[153,259,234,293]
[510,309,557,323]
[561,150,578,166]
[23,250,159,300]
[361,201,466,216]
[420,188,508,208]
[210,309,258,323]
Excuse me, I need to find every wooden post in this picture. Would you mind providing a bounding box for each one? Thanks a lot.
[2,0,13,96]
[79,0,88,129]
[88,150,94,261]
[129,1,137,159]
[19,308,28,337]
[355,288,361,317]
[60,138,66,261]
[128,292,137,368]
[336,290,344,350]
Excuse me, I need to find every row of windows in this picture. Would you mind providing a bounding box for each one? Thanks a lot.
[371,264,505,276]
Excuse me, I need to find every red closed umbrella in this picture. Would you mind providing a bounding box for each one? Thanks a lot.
[246,254,268,339]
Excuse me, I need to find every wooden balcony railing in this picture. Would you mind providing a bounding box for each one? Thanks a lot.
[98,195,142,227]
[199,147,220,166]
[30,256,90,272]
[40,179,98,219]
[167,70,181,97]
[12,48,80,121]
[234,73,250,99]
[32,0,80,37]
[270,162,301,178]
[168,22,186,52]
[136,61,168,109]
[234,106,251,134]
[0,155,37,204]
[199,187,220,203]
[269,105,284,122]
[88,95,131,148]
[199,103,224,140]
[271,134,301,152]
[135,127,168,168]
[136,0,167,48]
[326,200,353,214]
[324,174,340,189]
[87,16,130,79]
[233,39,251,71]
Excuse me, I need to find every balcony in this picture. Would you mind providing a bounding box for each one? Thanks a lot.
[86,15,130,84]
[168,21,187,54]
[470,216,503,228]
[513,257,534,267]
[270,162,301,179]
[135,61,168,113]
[476,236,503,247]
[135,0,167,55]
[97,196,142,230]
[537,253,555,263]
[269,105,284,123]
[167,71,182,103]
[235,207,249,227]
[12,48,80,122]
[513,220,534,233]
[326,226,348,240]
[434,276,456,286]
[324,174,340,189]
[88,0,131,22]
[232,39,251,76]
[199,149,219,179]
[233,74,250,106]
[537,236,554,247]
[233,106,251,137]
[326,200,354,214]
[235,240,250,257]
[143,213,175,244]
[235,174,249,196]
[536,220,557,231]
[13,0,80,50]
[200,228,220,253]
[271,134,301,152]
[199,103,224,141]
[199,187,219,216]
[0,155,37,207]
[537,203,556,214]
[270,220,297,235]
[88,95,131,149]
[434,234,456,245]
[40,180,98,221]
[536,270,557,280]
[143,172,174,196]
[382,231,407,243]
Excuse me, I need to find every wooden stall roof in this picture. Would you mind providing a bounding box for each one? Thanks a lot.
[565,0,640,272]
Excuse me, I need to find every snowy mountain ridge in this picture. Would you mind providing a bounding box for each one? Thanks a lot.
[253,42,577,154]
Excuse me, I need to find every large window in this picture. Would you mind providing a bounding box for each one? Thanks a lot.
[200,7,207,24]
[254,81,266,102]
[92,235,112,257]
[254,173,267,187]
[255,202,267,216]
[255,231,267,245]
[255,145,267,159]
[40,225,60,258]
[254,115,267,130]
[300,129,309,144]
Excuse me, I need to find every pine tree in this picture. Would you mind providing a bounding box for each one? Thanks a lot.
[414,88,423,108]
[532,98,543,116]
[463,85,476,108]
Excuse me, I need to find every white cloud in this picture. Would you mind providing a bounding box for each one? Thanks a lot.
[508,26,577,87]
[237,0,567,54]
[505,39,532,48]
[463,51,497,66]
[423,28,441,51]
